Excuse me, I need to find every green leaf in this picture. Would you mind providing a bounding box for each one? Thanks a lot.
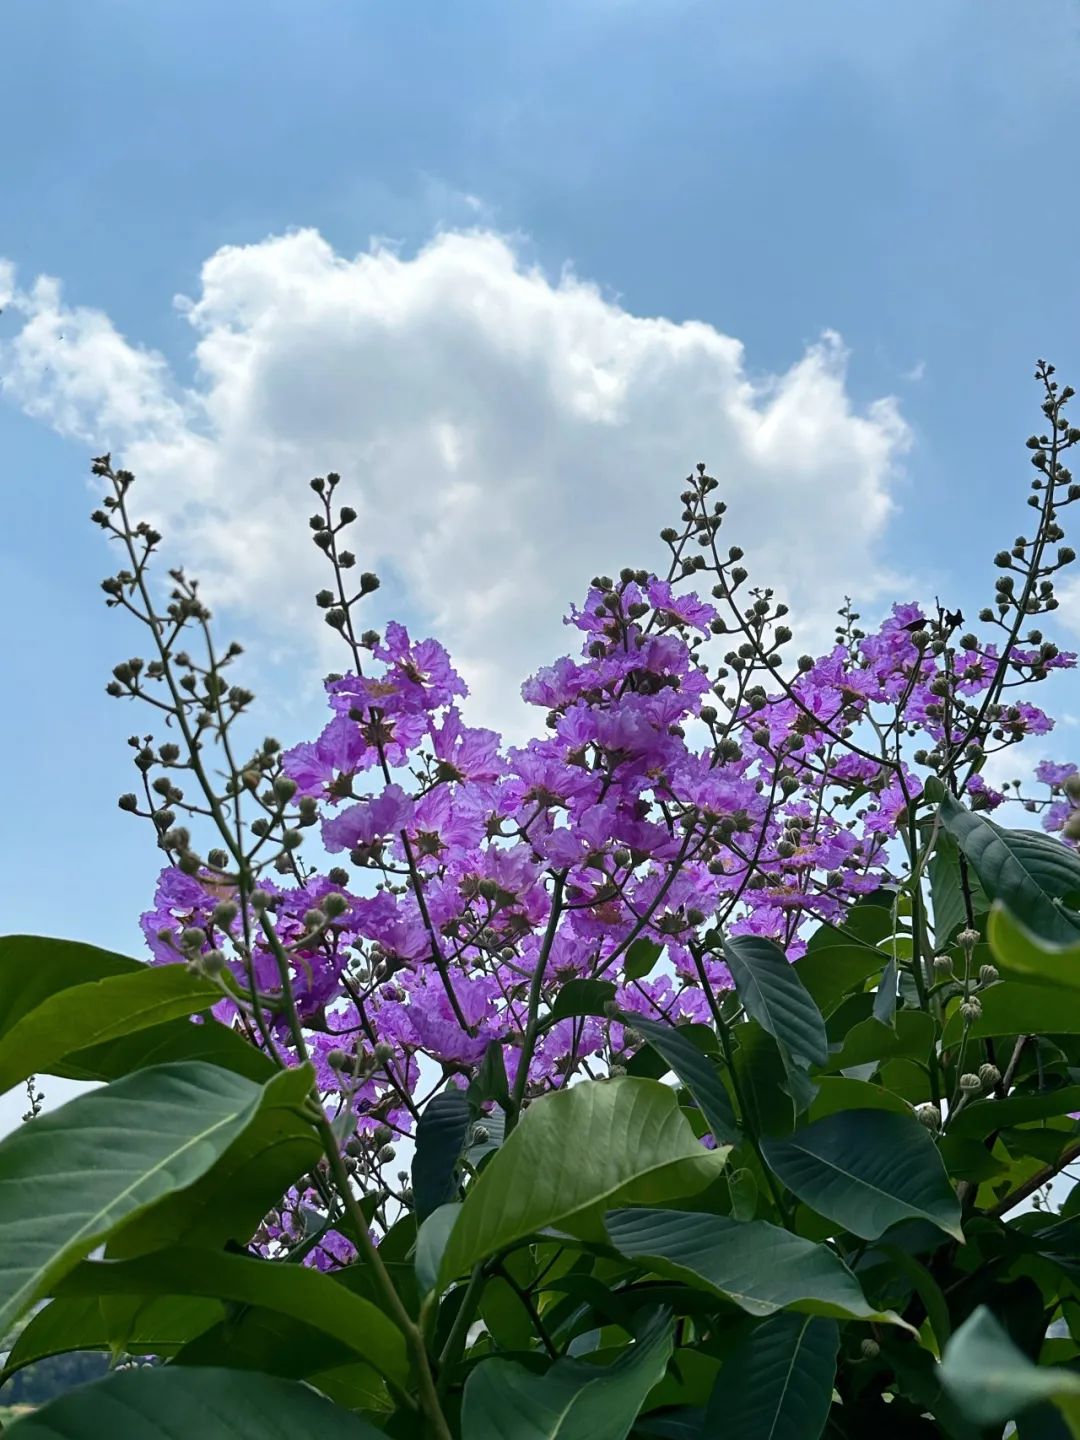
[1,1293,222,1378]
[0,964,223,1095]
[105,1063,321,1258]
[947,1085,1080,1139]
[438,1077,728,1286]
[620,1013,739,1146]
[806,1076,911,1122]
[0,935,140,1040]
[797,917,891,1015]
[461,1308,674,1440]
[941,1304,1080,1434]
[826,1010,935,1071]
[762,1109,963,1241]
[873,955,899,1028]
[415,1203,461,1297]
[624,939,664,981]
[55,1246,409,1387]
[604,1208,912,1328]
[2,1364,386,1438]
[469,1040,510,1110]
[547,979,617,1025]
[930,828,989,945]
[990,904,1080,989]
[0,1060,269,1337]
[940,794,1080,946]
[55,1013,275,1085]
[412,1087,471,1221]
[703,1312,839,1440]
[941,980,1080,1046]
[723,936,827,1113]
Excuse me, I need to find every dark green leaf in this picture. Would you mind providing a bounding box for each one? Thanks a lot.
[0,964,222,1095]
[439,1078,728,1286]
[2,1364,386,1438]
[930,828,989,945]
[55,1013,275,1084]
[826,1010,935,1071]
[624,939,664,982]
[415,1204,460,1297]
[547,979,618,1025]
[703,1312,839,1440]
[762,1109,963,1241]
[1,1293,222,1378]
[940,794,1080,946]
[621,1013,739,1146]
[723,936,827,1113]
[106,1064,321,1258]
[948,1085,1080,1140]
[56,1246,409,1387]
[412,1087,472,1222]
[941,1304,1080,1434]
[0,1061,269,1336]
[461,1308,674,1440]
[941,981,1080,1046]
[604,1208,910,1327]
[873,956,899,1028]
[469,1040,510,1111]
[0,935,139,1041]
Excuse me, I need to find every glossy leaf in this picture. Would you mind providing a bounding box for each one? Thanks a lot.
[0,1060,267,1336]
[55,1012,275,1085]
[0,963,222,1095]
[0,934,139,1040]
[703,1312,839,1440]
[621,1012,739,1146]
[461,1308,674,1440]
[941,1305,1080,1434]
[439,1077,728,1286]
[990,904,1080,989]
[624,938,664,981]
[940,794,1080,946]
[762,1109,963,1241]
[604,1208,911,1328]
[106,1063,320,1258]
[947,1084,1080,1139]
[55,1245,409,1386]
[547,979,617,1024]
[941,980,1080,1046]
[3,1364,386,1438]
[724,934,827,1111]
[412,1086,472,1221]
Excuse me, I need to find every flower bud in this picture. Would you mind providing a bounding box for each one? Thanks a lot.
[1063,812,1080,842]
[378,1144,396,1163]
[978,963,999,986]
[326,1049,350,1071]
[472,1125,490,1145]
[959,1072,982,1093]
[957,927,980,950]
[118,792,139,812]
[274,775,298,802]
[373,1123,393,1146]
[960,997,983,1022]
[322,892,349,919]
[860,1338,880,1360]
[200,949,227,976]
[373,1042,396,1063]
[978,1063,1001,1089]
[212,901,239,929]
[933,954,953,975]
[914,1102,941,1133]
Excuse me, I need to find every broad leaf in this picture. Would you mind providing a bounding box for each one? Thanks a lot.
[106,1063,320,1258]
[3,1364,386,1438]
[724,935,827,1112]
[0,934,139,1040]
[439,1077,728,1286]
[941,980,1080,1046]
[940,794,1080,946]
[873,955,899,1027]
[624,938,664,981]
[55,1246,409,1386]
[621,1012,739,1146]
[1,1292,222,1378]
[461,1308,674,1440]
[55,1012,275,1084]
[948,1085,1080,1139]
[0,1060,268,1336]
[412,1086,472,1221]
[416,1203,461,1296]
[604,1208,911,1328]
[930,828,989,944]
[547,979,617,1024]
[941,1305,1080,1435]
[797,916,892,1016]
[703,1312,839,1440]
[0,963,222,1095]
[990,904,1080,989]
[762,1109,963,1241]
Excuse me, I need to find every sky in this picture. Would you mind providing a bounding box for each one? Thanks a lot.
[3,0,1080,1011]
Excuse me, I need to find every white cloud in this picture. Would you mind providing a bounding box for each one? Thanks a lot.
[0,227,910,735]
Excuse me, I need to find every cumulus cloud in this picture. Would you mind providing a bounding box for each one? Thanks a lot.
[0,227,909,734]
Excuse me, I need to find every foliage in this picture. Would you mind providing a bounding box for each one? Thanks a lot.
[3,363,1080,1435]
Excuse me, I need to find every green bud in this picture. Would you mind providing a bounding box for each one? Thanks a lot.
[326,1048,350,1070]
[373,1042,396,1063]
[373,1123,393,1146]
[959,1072,982,1093]
[378,1144,396,1163]
[978,1063,1001,1089]
[914,1102,941,1133]
[860,1338,880,1360]
[322,892,349,919]
[274,775,298,802]
[978,963,999,986]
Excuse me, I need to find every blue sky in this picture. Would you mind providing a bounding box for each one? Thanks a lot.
[3,0,1080,971]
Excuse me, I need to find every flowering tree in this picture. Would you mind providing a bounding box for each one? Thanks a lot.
[3,363,1080,1437]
